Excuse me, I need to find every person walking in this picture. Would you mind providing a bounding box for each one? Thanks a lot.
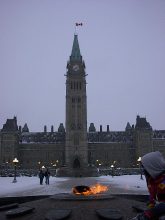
[39,169,44,185]
[45,168,50,185]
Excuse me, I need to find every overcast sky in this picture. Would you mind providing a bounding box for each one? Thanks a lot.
[0,0,165,132]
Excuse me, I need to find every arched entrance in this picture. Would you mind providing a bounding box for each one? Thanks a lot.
[73,158,80,168]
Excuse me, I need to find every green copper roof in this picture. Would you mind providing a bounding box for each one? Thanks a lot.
[70,35,82,61]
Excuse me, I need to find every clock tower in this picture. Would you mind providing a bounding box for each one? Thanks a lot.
[57,34,98,176]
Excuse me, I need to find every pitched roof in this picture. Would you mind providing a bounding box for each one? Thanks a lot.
[70,35,82,61]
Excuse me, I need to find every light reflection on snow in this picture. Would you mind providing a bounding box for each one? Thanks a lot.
[0,175,148,197]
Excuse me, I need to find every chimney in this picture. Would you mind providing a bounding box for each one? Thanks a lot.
[44,125,47,133]
[100,125,102,132]
[107,125,109,132]
[19,126,22,132]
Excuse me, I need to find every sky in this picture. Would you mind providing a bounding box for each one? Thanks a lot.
[0,0,165,132]
[0,175,148,197]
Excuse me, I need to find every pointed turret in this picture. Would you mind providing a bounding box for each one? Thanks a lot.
[135,115,152,130]
[70,35,82,62]
[89,123,96,132]
[22,123,29,132]
[125,122,132,131]
[2,116,18,132]
[58,123,65,133]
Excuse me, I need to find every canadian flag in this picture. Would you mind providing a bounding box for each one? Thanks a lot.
[75,23,83,26]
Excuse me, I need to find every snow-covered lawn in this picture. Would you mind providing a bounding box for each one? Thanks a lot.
[0,175,148,197]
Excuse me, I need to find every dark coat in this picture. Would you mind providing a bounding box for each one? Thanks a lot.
[45,170,50,177]
[39,170,44,179]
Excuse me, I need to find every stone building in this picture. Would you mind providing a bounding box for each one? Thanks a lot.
[0,35,165,176]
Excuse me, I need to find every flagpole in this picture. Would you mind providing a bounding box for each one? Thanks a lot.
[74,23,83,35]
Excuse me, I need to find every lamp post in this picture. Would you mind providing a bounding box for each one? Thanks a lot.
[56,160,59,168]
[42,165,45,170]
[111,164,114,177]
[53,164,56,168]
[5,161,9,173]
[137,157,143,180]
[38,161,41,170]
[12,158,19,183]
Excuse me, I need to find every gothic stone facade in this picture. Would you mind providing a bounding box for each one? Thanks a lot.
[0,116,165,170]
[0,35,165,172]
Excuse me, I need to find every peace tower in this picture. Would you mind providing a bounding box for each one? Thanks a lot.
[56,35,98,176]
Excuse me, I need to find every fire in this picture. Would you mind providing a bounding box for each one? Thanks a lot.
[90,183,108,194]
[72,184,108,196]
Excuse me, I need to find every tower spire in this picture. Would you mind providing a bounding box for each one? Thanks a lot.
[70,35,82,62]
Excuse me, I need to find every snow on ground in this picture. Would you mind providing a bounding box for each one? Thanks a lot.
[0,175,148,197]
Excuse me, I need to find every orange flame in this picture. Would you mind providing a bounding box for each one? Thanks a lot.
[90,183,108,194]
[73,184,108,196]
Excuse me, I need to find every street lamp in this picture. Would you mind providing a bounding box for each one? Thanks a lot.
[38,161,41,170]
[137,157,143,180]
[53,164,57,169]
[56,160,59,168]
[111,164,114,177]
[12,158,19,183]
[5,161,8,171]
[137,157,141,162]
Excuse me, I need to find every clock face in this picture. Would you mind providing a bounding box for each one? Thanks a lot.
[72,64,79,71]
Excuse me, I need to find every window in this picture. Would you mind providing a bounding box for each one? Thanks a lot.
[70,123,76,130]
[77,123,81,130]
[77,97,81,103]
[74,135,79,145]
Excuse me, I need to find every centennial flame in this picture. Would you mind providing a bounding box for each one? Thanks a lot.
[72,184,108,196]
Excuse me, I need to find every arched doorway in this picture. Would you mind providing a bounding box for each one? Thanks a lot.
[73,158,80,168]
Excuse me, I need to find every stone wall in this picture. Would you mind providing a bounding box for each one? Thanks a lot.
[18,143,64,169]
[88,142,132,168]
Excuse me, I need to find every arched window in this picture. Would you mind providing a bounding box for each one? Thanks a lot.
[74,134,79,145]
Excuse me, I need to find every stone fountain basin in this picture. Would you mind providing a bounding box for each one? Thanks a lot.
[0,193,149,220]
